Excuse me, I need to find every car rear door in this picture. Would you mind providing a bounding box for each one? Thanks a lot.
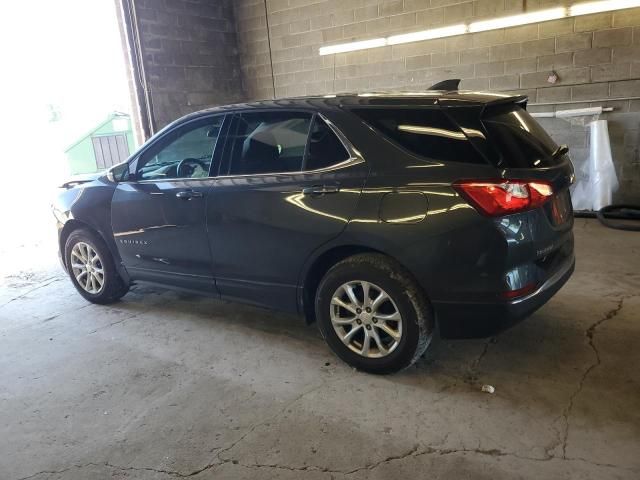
[111,114,227,292]
[206,110,367,312]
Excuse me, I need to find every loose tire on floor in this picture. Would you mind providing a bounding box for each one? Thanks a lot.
[315,253,433,374]
[64,228,129,304]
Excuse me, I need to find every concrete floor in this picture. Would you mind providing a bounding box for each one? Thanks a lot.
[1,219,638,480]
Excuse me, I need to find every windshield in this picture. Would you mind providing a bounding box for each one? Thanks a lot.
[482,104,560,168]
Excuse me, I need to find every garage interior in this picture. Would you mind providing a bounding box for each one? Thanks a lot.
[1,1,640,479]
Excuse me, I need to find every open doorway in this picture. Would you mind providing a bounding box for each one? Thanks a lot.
[0,0,133,281]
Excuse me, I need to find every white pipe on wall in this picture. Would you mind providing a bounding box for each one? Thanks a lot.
[530,107,614,118]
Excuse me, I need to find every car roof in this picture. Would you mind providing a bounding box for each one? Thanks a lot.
[182,90,527,120]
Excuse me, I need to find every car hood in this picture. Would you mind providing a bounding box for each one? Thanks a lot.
[59,171,105,189]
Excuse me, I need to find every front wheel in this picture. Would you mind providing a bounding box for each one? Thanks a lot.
[315,253,433,374]
[64,228,129,304]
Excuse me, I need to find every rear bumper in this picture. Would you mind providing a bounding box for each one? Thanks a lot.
[434,254,575,339]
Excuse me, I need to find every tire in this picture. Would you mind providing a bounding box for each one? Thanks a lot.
[64,228,129,304]
[315,253,433,374]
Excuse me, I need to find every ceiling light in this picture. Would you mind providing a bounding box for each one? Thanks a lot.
[318,0,640,55]
[319,38,387,55]
[468,7,566,32]
[570,0,640,16]
[387,24,468,45]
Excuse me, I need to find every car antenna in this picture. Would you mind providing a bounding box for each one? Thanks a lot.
[428,79,461,91]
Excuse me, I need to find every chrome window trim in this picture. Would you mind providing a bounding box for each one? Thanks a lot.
[213,157,364,180]
[123,109,365,184]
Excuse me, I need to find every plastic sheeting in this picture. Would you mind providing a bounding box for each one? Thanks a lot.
[570,119,619,211]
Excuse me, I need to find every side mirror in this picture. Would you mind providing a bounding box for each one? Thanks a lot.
[107,162,130,183]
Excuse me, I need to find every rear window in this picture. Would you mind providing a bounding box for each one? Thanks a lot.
[351,108,487,165]
[482,104,560,168]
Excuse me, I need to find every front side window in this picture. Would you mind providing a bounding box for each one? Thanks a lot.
[224,112,312,175]
[136,116,224,180]
[351,108,486,165]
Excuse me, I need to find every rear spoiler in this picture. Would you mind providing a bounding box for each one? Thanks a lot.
[430,78,528,109]
[480,95,529,115]
[485,95,528,109]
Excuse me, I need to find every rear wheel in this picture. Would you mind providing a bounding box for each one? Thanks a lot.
[64,229,129,304]
[315,253,433,374]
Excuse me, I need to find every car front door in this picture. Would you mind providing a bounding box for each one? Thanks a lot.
[207,111,368,311]
[111,114,227,292]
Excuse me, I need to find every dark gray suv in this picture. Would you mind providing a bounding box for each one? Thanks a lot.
[53,84,575,373]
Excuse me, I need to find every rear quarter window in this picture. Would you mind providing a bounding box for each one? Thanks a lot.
[482,104,560,168]
[351,107,487,165]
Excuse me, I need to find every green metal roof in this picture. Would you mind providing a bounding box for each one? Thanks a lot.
[64,112,130,153]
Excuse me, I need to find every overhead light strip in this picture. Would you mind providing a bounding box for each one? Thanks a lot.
[387,24,468,45]
[318,0,640,55]
[569,0,640,16]
[467,7,566,33]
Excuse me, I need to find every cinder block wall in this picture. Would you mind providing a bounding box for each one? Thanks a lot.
[133,0,245,129]
[233,0,640,203]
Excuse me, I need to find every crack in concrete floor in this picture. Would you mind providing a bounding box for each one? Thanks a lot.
[10,293,640,480]
[557,296,628,459]
[18,444,640,480]
[5,222,640,480]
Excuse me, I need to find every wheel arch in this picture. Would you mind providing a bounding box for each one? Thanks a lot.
[299,243,428,324]
[59,220,128,283]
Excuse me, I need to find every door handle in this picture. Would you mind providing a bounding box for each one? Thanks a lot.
[302,185,340,196]
[176,190,203,200]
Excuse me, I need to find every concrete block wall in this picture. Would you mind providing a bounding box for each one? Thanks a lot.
[132,0,245,129]
[232,0,640,203]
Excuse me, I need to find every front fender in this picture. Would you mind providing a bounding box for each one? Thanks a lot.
[52,177,126,279]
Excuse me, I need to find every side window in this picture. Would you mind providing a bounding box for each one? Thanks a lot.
[136,116,224,180]
[304,117,350,170]
[224,112,312,175]
[351,108,486,165]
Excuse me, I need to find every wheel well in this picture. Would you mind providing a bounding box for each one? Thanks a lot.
[302,245,383,323]
[59,220,98,268]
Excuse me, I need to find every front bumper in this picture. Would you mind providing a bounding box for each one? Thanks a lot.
[434,255,575,339]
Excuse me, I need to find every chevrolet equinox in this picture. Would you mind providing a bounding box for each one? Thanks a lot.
[52,83,575,374]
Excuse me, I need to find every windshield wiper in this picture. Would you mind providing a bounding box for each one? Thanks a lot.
[551,144,569,161]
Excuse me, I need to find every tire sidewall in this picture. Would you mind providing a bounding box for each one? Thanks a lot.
[316,261,424,374]
[64,229,119,303]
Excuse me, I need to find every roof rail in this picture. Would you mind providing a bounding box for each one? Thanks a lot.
[428,79,461,91]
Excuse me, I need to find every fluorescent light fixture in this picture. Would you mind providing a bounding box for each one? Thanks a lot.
[319,38,386,55]
[468,7,566,32]
[318,0,640,55]
[387,24,468,45]
[570,0,640,16]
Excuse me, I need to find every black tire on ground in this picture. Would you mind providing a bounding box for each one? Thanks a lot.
[64,228,129,304]
[315,253,433,374]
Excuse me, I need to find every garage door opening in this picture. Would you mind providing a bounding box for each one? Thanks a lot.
[0,0,134,279]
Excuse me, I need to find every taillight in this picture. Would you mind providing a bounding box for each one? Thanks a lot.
[500,282,538,299]
[453,180,554,217]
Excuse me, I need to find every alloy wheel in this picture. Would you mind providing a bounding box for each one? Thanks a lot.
[70,242,105,294]
[330,280,403,358]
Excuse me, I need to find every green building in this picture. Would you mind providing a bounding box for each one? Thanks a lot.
[65,112,136,175]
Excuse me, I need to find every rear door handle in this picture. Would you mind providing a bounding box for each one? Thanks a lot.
[176,190,203,200]
[302,184,340,196]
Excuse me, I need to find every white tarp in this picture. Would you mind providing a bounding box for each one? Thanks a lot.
[570,119,619,211]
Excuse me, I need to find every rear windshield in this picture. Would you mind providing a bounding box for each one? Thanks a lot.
[482,104,560,168]
[351,108,487,165]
